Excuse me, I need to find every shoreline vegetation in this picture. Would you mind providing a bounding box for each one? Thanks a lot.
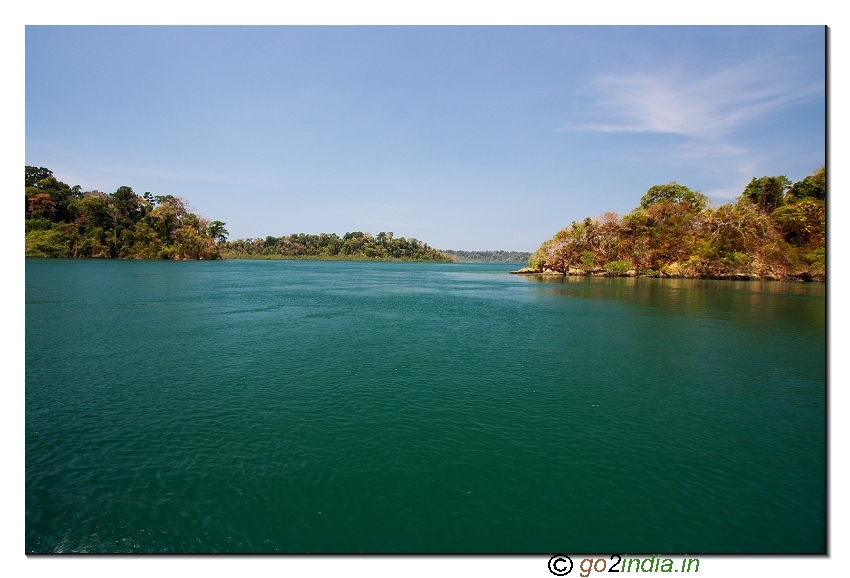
[25,165,824,281]
[514,169,825,282]
[441,250,531,263]
[221,232,450,261]
[26,166,227,260]
[24,166,448,262]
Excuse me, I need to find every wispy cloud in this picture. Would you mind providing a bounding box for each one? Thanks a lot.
[561,51,823,139]
[556,48,823,202]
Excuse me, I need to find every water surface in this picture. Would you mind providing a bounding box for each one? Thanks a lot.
[26,260,825,552]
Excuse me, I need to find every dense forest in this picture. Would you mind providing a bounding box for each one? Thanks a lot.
[442,250,531,263]
[24,167,449,262]
[25,166,227,259]
[525,168,825,281]
[222,232,451,261]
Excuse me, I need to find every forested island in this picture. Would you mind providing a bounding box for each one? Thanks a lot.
[519,168,825,281]
[222,233,450,261]
[25,167,226,259]
[441,250,531,263]
[23,166,449,261]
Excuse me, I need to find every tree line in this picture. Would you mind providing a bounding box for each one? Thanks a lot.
[25,166,227,259]
[528,167,825,281]
[442,250,532,263]
[24,166,450,262]
[222,231,451,261]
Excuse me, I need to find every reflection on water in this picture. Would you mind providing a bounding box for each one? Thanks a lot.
[525,275,824,330]
[526,271,824,295]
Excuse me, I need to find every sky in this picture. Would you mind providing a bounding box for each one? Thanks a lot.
[25,26,825,252]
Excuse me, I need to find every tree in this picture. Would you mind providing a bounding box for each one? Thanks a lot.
[24,166,227,260]
[28,193,57,219]
[110,186,145,220]
[788,167,825,201]
[640,182,708,213]
[70,191,110,230]
[527,172,822,279]
[147,201,180,240]
[26,166,53,188]
[771,199,825,248]
[25,171,78,223]
[25,228,72,258]
[742,176,791,212]
[153,195,188,217]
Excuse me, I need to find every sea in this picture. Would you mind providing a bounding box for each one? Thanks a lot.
[25,259,826,553]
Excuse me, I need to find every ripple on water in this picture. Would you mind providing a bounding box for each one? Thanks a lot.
[26,260,825,552]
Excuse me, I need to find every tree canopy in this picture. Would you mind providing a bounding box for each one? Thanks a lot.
[222,231,451,261]
[742,175,792,212]
[25,166,225,259]
[441,250,531,263]
[529,167,825,281]
[640,182,708,213]
[788,166,825,201]
[24,166,452,262]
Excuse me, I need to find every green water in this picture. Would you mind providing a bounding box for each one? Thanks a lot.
[25,259,825,553]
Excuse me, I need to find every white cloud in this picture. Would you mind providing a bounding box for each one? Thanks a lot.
[561,51,823,139]
[556,47,824,203]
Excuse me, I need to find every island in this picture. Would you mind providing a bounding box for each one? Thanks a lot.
[514,168,825,281]
[440,250,531,263]
[24,166,449,262]
[222,232,450,261]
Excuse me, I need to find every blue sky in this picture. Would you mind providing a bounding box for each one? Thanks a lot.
[25,26,825,251]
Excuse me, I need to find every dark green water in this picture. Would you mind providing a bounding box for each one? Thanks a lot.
[25,259,825,553]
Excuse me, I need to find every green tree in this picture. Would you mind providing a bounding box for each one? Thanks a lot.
[70,192,111,230]
[742,176,791,212]
[207,221,229,244]
[25,228,72,257]
[771,198,825,248]
[529,173,822,280]
[110,186,143,220]
[788,166,825,201]
[640,182,708,213]
[26,166,53,188]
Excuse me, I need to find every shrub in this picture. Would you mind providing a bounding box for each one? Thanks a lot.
[721,251,752,266]
[603,260,631,274]
[25,218,53,232]
[802,247,825,269]
[25,229,72,257]
[580,250,596,271]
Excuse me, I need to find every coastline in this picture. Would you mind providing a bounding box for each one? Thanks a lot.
[220,254,453,262]
[509,266,825,282]
[25,254,452,263]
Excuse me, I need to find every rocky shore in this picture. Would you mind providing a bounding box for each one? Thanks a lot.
[509,266,824,282]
